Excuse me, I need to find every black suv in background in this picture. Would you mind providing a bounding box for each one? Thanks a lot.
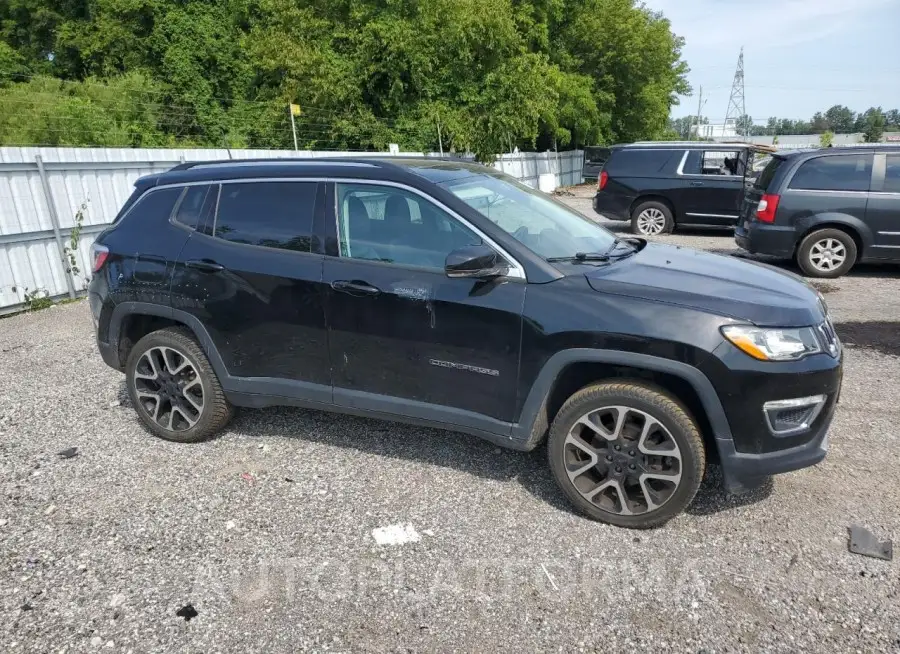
[736,146,900,278]
[582,146,612,181]
[89,158,842,528]
[593,142,772,236]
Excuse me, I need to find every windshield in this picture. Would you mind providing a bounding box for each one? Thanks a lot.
[440,172,616,259]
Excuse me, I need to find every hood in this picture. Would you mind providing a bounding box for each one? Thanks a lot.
[583,242,824,327]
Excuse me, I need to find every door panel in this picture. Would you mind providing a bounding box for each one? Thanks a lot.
[325,181,525,423]
[868,153,900,257]
[324,259,525,421]
[170,181,331,390]
[674,150,744,225]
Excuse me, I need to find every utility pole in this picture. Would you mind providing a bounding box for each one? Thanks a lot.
[693,85,703,141]
[436,117,444,156]
[725,47,747,138]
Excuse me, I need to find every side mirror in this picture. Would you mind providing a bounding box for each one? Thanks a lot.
[445,244,510,279]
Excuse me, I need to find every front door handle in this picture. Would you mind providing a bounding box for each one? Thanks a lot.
[185,259,224,273]
[690,181,704,187]
[332,280,381,297]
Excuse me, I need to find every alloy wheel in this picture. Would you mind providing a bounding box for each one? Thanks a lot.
[809,238,847,273]
[563,405,682,515]
[132,346,205,431]
[636,208,666,235]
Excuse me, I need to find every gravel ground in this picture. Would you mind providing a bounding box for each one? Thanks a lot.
[1,186,899,653]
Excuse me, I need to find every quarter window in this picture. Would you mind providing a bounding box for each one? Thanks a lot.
[213,182,317,252]
[789,154,873,192]
[336,184,481,270]
[119,187,182,225]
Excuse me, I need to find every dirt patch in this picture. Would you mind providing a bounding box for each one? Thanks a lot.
[810,281,840,294]
[834,321,900,357]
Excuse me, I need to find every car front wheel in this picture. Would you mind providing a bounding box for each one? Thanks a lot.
[125,327,234,443]
[548,381,706,529]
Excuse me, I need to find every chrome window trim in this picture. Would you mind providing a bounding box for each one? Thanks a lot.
[785,188,869,195]
[330,178,527,281]
[675,148,745,179]
[151,176,526,279]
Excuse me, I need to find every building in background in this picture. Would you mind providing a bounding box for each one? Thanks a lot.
[694,119,738,139]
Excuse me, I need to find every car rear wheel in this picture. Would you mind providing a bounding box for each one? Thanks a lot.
[125,327,234,443]
[631,201,674,236]
[796,228,857,278]
[548,381,705,529]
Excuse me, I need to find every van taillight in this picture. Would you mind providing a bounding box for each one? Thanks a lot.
[599,171,608,190]
[756,194,780,223]
[91,243,109,273]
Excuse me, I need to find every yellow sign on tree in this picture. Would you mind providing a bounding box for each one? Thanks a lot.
[290,104,301,116]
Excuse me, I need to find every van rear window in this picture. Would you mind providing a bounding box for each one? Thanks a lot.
[754,156,785,190]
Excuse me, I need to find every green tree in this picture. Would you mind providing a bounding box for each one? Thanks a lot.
[824,105,855,133]
[819,130,834,147]
[0,0,690,153]
[863,109,885,143]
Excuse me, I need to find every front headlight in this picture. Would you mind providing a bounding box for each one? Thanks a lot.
[722,325,822,361]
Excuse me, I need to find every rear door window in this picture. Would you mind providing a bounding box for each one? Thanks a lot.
[788,154,873,192]
[173,184,216,231]
[884,154,900,193]
[213,181,317,252]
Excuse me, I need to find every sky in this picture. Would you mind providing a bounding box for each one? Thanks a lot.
[645,0,900,125]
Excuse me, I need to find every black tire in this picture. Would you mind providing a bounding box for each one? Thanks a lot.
[548,381,705,529]
[125,327,234,443]
[796,228,857,278]
[630,200,674,236]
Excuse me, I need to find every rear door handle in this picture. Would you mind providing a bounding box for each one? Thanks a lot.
[331,280,381,297]
[185,259,224,273]
[690,181,704,187]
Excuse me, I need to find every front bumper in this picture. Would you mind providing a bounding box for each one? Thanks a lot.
[715,394,836,493]
[702,339,843,494]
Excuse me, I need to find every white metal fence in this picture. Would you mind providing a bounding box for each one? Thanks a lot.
[0,147,584,313]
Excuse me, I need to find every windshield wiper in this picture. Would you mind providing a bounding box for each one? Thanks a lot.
[546,252,611,263]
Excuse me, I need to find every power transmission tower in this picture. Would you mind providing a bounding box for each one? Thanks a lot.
[725,47,747,137]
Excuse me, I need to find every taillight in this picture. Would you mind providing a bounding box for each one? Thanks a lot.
[599,171,609,190]
[91,243,109,273]
[756,194,780,223]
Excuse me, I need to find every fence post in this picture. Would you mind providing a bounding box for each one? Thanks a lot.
[35,155,77,299]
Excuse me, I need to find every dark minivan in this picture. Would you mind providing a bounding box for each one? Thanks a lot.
[593,142,773,236]
[735,146,900,278]
[89,157,842,529]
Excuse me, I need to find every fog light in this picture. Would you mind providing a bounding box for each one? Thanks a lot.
[763,395,827,436]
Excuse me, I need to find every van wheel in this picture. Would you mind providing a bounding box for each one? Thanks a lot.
[797,228,857,278]
[548,381,705,529]
[125,327,234,443]
[631,201,673,236]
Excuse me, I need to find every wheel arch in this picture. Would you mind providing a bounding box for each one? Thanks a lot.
[629,195,677,222]
[796,218,867,259]
[513,349,733,462]
[109,302,228,379]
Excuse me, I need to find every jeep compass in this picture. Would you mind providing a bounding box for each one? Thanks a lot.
[89,158,842,528]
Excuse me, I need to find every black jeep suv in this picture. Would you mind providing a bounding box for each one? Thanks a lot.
[89,158,842,528]
[736,146,900,278]
[593,142,772,236]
